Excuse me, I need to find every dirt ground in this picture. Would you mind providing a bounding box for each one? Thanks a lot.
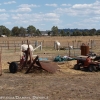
[0,52,100,100]
[0,36,100,100]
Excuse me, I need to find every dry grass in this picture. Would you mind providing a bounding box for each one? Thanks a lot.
[0,36,100,100]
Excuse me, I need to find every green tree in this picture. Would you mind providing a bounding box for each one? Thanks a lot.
[88,28,96,36]
[60,30,65,36]
[27,25,36,36]
[35,29,41,36]
[72,31,76,36]
[0,26,11,36]
[19,27,27,37]
[48,31,51,36]
[5,28,11,36]
[66,31,70,36]
[11,26,19,36]
[82,31,88,36]
[51,26,58,36]
[96,30,100,36]
[0,25,7,35]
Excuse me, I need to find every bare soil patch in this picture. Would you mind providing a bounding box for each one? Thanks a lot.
[0,37,100,100]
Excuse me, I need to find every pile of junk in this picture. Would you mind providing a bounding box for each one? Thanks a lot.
[8,40,59,74]
[74,43,100,72]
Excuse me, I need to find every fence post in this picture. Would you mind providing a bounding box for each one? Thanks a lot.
[7,41,9,50]
[40,42,42,51]
[54,41,56,50]
[0,51,2,76]
[68,42,69,47]
[35,40,38,47]
[22,41,23,44]
[1,46,2,53]
[15,44,16,52]
[69,47,71,57]
[91,40,93,49]
[72,41,74,49]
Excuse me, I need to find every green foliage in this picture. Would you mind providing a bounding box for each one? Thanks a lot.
[48,31,51,36]
[60,30,65,36]
[0,25,11,36]
[11,26,19,36]
[19,27,27,37]
[0,25,99,37]
[35,29,41,36]
[51,26,59,36]
[27,25,36,36]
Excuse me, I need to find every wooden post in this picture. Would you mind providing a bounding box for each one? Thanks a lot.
[77,41,79,48]
[35,40,38,47]
[1,46,2,53]
[7,41,9,50]
[15,44,16,52]
[54,41,56,50]
[69,47,71,57]
[72,41,74,49]
[22,41,23,44]
[68,42,69,47]
[0,51,2,76]
[91,40,93,49]
[40,42,42,51]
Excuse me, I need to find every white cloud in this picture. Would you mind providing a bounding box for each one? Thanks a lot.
[55,1,100,16]
[84,17,100,23]
[18,4,40,8]
[4,1,16,4]
[10,4,40,13]
[61,4,71,6]
[72,4,92,9]
[10,7,32,12]
[0,13,9,20]
[4,22,12,25]
[40,24,45,26]
[11,12,60,24]
[45,4,57,7]
[45,13,59,18]
[0,9,6,12]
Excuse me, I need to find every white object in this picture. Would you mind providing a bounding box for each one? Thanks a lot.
[20,44,34,59]
[1,35,7,37]
[55,41,60,46]
[21,44,34,52]
[69,46,73,49]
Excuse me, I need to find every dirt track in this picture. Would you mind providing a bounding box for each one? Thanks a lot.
[0,52,100,100]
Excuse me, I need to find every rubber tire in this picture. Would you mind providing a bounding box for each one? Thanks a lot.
[74,64,80,70]
[88,65,94,72]
[9,62,18,73]
[93,66,98,72]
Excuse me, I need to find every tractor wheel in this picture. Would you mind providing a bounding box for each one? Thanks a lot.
[84,67,89,71]
[74,64,80,70]
[88,65,94,72]
[9,62,18,73]
[93,66,98,72]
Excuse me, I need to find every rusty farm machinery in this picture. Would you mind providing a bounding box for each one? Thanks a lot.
[8,40,59,74]
[74,55,100,72]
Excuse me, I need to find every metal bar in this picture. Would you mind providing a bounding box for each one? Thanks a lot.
[0,51,2,76]
[25,56,39,74]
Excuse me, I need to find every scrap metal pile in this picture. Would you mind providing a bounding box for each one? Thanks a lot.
[8,40,59,74]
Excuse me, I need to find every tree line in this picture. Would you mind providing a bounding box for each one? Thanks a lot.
[0,25,100,37]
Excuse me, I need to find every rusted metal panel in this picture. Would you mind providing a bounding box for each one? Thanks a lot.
[81,44,89,56]
[0,51,2,76]
[39,62,59,73]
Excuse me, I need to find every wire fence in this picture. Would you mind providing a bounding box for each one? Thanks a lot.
[0,39,99,57]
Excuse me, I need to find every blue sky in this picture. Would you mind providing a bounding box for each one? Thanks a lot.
[0,0,100,30]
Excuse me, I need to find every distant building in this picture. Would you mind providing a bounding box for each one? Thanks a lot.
[40,31,49,36]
